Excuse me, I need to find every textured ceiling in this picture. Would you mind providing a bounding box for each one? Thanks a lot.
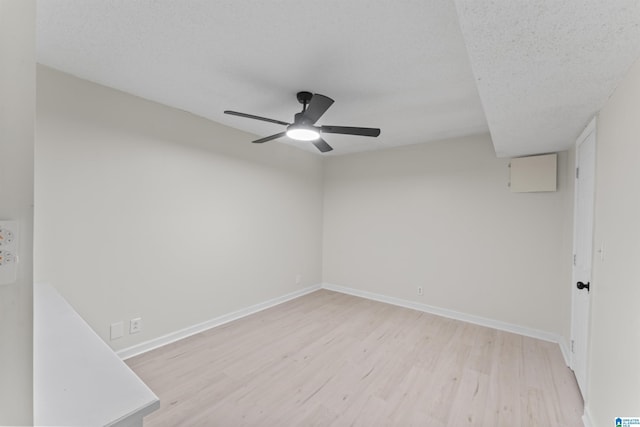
[455,0,640,157]
[37,1,640,157]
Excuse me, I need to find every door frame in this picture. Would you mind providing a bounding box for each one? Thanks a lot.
[570,116,597,399]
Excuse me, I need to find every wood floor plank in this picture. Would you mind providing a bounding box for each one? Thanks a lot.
[127,290,583,426]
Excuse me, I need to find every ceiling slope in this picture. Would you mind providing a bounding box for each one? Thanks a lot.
[455,0,640,158]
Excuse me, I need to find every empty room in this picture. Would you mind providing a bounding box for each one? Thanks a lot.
[2,1,640,426]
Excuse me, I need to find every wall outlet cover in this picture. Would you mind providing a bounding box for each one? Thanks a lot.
[130,317,142,334]
[0,221,19,285]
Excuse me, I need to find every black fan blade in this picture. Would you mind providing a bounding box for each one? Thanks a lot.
[224,110,290,126]
[301,94,334,124]
[312,138,333,153]
[253,132,286,144]
[320,125,381,137]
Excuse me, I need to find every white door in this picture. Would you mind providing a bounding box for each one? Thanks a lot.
[571,118,596,398]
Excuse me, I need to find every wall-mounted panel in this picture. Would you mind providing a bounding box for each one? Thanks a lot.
[510,153,557,192]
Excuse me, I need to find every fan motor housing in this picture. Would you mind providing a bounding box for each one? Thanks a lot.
[296,91,313,104]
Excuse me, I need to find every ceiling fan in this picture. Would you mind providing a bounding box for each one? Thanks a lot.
[224,91,381,153]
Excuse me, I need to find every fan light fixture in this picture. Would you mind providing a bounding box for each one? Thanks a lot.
[224,91,381,153]
[286,125,320,141]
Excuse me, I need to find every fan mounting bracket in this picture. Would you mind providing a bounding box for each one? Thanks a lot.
[296,91,313,105]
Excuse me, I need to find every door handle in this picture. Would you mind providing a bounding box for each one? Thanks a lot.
[577,281,590,292]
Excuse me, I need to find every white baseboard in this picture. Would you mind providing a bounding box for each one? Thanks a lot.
[117,284,322,360]
[557,336,571,367]
[322,283,568,352]
[119,281,571,367]
[582,406,594,427]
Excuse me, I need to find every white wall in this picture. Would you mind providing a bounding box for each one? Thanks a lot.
[323,134,574,340]
[586,58,640,424]
[35,66,324,351]
[0,0,35,424]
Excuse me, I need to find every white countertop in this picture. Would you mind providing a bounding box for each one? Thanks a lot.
[34,283,159,427]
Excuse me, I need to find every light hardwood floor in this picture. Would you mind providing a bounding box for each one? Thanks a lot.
[127,290,583,427]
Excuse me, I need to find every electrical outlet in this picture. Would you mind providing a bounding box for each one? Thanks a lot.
[0,225,15,247]
[0,221,19,285]
[417,286,423,296]
[0,250,15,266]
[110,322,123,340]
[130,317,142,334]
[296,274,302,285]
